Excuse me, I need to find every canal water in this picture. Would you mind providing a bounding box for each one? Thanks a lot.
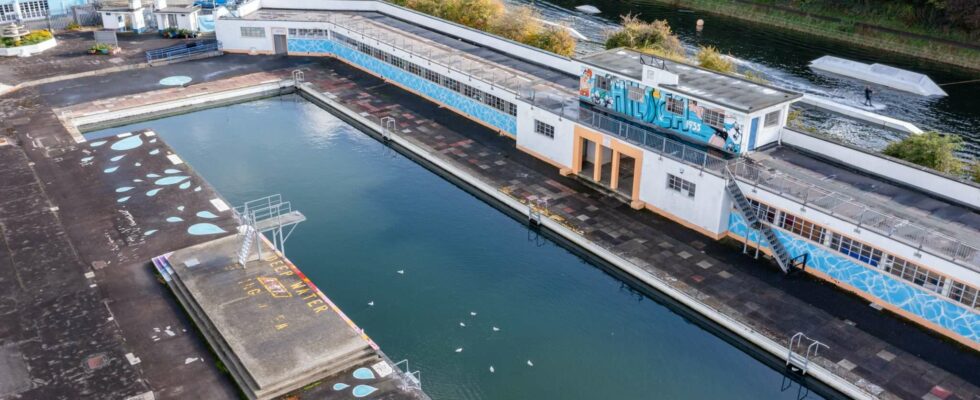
[89,96,823,400]
[519,0,980,157]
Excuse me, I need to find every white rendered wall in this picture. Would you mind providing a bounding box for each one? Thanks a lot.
[638,154,731,236]
[216,18,277,52]
[738,180,980,287]
[747,104,788,150]
[101,12,124,30]
[516,102,574,169]
[780,128,980,208]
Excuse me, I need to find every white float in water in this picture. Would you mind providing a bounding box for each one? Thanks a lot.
[809,56,946,97]
[575,5,600,14]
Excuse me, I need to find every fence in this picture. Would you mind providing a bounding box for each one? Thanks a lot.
[578,108,730,175]
[146,39,221,64]
[728,159,980,270]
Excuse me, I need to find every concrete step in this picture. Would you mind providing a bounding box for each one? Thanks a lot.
[154,256,261,393]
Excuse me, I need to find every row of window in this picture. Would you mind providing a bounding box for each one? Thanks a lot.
[0,3,16,22]
[0,0,47,20]
[240,26,265,38]
[288,28,328,38]
[747,199,979,311]
[667,174,696,197]
[333,32,518,117]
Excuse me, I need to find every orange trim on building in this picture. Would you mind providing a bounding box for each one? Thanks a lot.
[726,230,980,352]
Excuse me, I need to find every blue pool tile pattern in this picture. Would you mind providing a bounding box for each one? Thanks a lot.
[728,212,979,343]
[288,38,517,135]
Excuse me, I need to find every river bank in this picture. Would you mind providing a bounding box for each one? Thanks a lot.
[637,0,980,71]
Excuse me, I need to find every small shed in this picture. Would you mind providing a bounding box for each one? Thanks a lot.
[99,0,147,33]
[154,4,202,32]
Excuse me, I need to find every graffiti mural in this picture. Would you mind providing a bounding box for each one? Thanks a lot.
[579,68,744,153]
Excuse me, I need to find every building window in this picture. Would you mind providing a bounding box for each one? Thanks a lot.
[949,281,979,310]
[666,96,685,115]
[829,233,883,267]
[424,68,440,83]
[534,120,554,138]
[884,256,945,293]
[667,174,696,197]
[0,4,17,22]
[764,110,781,127]
[240,27,265,38]
[748,199,777,223]
[779,213,825,243]
[627,86,645,102]
[18,0,48,20]
[442,76,460,92]
[463,84,483,102]
[703,108,726,130]
[596,75,610,91]
[407,63,423,76]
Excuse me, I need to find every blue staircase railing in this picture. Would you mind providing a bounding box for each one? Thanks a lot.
[146,39,221,64]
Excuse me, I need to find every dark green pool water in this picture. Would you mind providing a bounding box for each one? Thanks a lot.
[90,96,824,400]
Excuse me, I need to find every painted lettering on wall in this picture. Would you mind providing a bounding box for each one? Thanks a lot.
[580,68,744,153]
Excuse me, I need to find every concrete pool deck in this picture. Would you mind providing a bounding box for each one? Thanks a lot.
[0,50,977,399]
[0,53,426,399]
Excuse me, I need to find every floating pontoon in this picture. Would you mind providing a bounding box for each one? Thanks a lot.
[809,56,946,97]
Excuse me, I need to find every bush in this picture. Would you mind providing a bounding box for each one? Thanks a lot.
[528,26,576,57]
[395,0,576,55]
[697,45,734,73]
[489,6,539,43]
[605,15,684,60]
[66,22,81,31]
[882,131,964,174]
[970,161,980,184]
[1,30,53,47]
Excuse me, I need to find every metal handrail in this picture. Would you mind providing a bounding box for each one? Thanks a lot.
[326,15,554,95]
[146,39,220,63]
[729,159,980,271]
[577,108,729,176]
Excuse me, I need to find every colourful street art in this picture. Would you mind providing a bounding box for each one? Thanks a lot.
[579,68,745,153]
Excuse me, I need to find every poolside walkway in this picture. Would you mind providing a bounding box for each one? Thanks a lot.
[296,58,980,400]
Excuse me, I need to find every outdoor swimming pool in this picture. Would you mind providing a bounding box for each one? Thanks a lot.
[89,95,824,400]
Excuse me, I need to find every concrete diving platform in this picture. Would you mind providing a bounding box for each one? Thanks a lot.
[152,234,426,400]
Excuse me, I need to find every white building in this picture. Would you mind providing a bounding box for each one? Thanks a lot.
[213,0,980,350]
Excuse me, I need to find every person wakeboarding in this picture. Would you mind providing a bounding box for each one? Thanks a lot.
[863,85,874,107]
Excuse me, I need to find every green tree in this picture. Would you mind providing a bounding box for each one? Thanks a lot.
[882,131,964,174]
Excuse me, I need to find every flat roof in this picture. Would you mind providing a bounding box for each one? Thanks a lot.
[240,9,579,91]
[578,48,802,113]
[750,145,980,270]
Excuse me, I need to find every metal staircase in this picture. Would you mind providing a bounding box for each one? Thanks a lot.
[234,194,306,267]
[725,169,792,274]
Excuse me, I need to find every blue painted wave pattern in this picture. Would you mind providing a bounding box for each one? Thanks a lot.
[89,131,232,241]
[728,212,979,343]
[288,38,518,135]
